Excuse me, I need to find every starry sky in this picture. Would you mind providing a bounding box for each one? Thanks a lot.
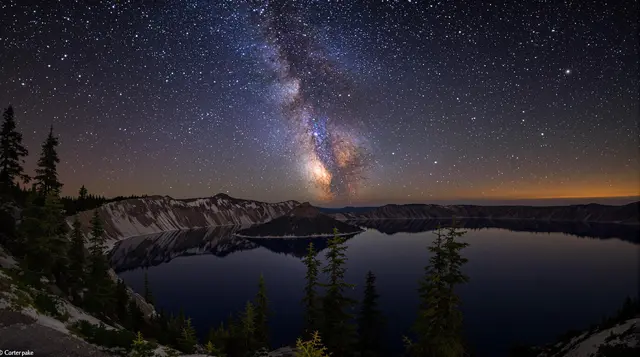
[1,0,638,206]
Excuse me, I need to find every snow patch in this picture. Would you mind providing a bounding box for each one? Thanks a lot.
[560,318,639,357]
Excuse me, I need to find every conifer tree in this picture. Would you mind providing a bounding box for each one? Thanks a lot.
[357,271,384,357]
[241,301,257,353]
[207,323,229,357]
[253,273,270,349]
[302,242,322,338]
[0,106,29,194]
[205,340,226,357]
[407,220,470,357]
[78,185,88,211]
[177,318,198,354]
[20,193,68,280]
[114,279,130,323]
[86,209,114,316]
[79,185,88,200]
[34,126,62,197]
[320,228,357,357]
[144,270,154,305]
[67,216,86,295]
[131,331,155,357]
[129,299,146,332]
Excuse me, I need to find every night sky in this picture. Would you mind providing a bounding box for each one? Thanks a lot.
[1,0,637,205]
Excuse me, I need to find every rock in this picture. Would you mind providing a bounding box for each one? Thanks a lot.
[107,268,156,319]
[0,309,37,327]
[0,312,113,356]
[268,346,297,357]
[0,245,17,269]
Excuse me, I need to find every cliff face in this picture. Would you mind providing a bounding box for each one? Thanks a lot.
[70,193,300,243]
[330,201,640,224]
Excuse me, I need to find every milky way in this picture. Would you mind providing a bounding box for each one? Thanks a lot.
[252,1,371,201]
[0,1,637,204]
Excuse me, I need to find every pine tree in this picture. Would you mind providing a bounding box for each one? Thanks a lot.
[177,317,198,353]
[131,331,155,357]
[79,185,88,200]
[34,126,62,197]
[205,340,225,357]
[67,216,86,295]
[143,270,154,305]
[241,301,257,353]
[0,106,29,194]
[129,299,146,333]
[114,279,130,323]
[20,193,68,280]
[207,323,229,357]
[302,242,322,338]
[253,274,270,349]
[78,185,88,211]
[320,228,357,357]
[407,220,470,357]
[357,271,384,357]
[85,209,114,316]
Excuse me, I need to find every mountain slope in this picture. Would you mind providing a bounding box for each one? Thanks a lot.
[330,201,640,224]
[69,194,299,244]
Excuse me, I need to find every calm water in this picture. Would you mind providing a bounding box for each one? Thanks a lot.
[112,220,639,356]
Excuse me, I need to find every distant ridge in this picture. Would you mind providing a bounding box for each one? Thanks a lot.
[328,201,640,224]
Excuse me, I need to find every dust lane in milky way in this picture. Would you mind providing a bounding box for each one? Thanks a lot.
[0,1,637,204]
[252,1,371,201]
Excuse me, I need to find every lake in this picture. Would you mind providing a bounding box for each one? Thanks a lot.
[111,219,639,356]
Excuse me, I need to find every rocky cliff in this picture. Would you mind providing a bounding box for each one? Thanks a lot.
[329,201,640,224]
[69,193,300,244]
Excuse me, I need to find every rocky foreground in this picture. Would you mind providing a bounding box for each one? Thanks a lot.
[0,245,296,357]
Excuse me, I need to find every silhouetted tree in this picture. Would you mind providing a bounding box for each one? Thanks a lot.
[178,318,198,353]
[19,193,68,280]
[34,126,62,197]
[0,106,29,194]
[79,185,88,200]
[78,184,88,211]
[67,216,86,296]
[114,278,130,323]
[302,241,322,339]
[241,301,258,354]
[320,228,357,356]
[357,271,384,357]
[85,209,115,316]
[406,220,470,357]
[207,323,229,357]
[253,274,270,349]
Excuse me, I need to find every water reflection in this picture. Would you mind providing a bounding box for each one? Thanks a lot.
[109,218,638,273]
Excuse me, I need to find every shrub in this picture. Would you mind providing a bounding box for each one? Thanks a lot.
[70,320,137,351]
[295,331,331,357]
[33,292,63,318]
